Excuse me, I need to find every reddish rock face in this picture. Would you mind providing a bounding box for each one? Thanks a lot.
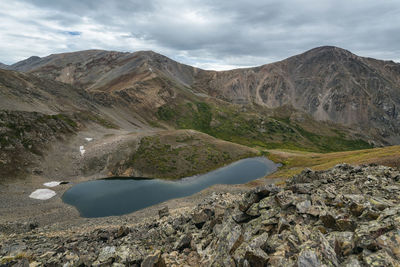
[193,46,400,143]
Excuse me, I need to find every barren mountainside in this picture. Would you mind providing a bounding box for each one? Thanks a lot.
[7,46,400,145]
[193,47,400,143]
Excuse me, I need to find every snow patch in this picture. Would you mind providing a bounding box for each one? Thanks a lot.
[80,145,85,155]
[85,137,93,142]
[43,181,62,187]
[29,189,56,200]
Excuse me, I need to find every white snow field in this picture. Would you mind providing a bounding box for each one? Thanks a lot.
[29,189,56,200]
[80,145,85,155]
[43,181,62,187]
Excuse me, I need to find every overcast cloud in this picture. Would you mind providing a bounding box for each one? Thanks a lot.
[0,0,399,70]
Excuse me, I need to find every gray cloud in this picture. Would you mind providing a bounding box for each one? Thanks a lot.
[0,0,399,69]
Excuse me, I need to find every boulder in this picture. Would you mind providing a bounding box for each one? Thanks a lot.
[232,211,252,224]
[158,206,169,219]
[97,246,116,264]
[175,234,192,251]
[353,220,394,250]
[239,192,259,212]
[290,183,314,194]
[297,249,321,267]
[296,199,312,214]
[192,208,213,228]
[141,250,165,267]
[246,203,261,217]
[252,184,282,198]
[274,190,295,209]
[115,226,130,238]
[376,229,400,260]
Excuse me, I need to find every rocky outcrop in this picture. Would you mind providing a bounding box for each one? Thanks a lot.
[1,163,400,266]
[0,110,78,178]
[195,46,400,144]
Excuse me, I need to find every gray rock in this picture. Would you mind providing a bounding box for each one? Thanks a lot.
[97,246,116,263]
[158,206,169,219]
[192,208,212,228]
[141,250,165,267]
[175,234,192,251]
[258,196,277,209]
[232,211,252,223]
[275,190,295,209]
[246,203,260,217]
[290,183,314,194]
[354,220,394,250]
[115,226,129,238]
[296,199,312,214]
[253,184,282,198]
[342,256,362,267]
[297,249,321,267]
[239,192,259,212]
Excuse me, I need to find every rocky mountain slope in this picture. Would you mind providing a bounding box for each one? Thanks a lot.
[193,46,400,144]
[0,67,263,181]
[0,69,96,114]
[0,55,375,182]
[1,164,400,266]
[7,46,400,145]
[0,110,78,179]
[4,50,201,120]
[1,46,399,180]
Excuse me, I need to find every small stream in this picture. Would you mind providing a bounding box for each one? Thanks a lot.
[62,157,279,218]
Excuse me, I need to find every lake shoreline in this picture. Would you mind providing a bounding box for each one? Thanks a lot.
[0,157,281,234]
[62,157,278,218]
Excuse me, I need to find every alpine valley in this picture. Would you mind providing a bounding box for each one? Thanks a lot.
[1,46,400,266]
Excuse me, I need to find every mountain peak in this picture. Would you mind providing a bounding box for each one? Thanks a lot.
[8,56,42,72]
[27,55,41,60]
[302,45,355,58]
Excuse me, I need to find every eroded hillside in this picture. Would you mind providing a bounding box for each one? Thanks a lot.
[8,46,400,145]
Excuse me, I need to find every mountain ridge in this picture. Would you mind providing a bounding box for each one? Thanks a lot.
[191,46,400,143]
[2,45,400,146]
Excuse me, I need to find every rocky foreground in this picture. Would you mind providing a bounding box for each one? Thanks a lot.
[1,163,400,266]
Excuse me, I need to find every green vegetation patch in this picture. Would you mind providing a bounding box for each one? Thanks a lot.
[155,102,372,153]
[118,132,257,179]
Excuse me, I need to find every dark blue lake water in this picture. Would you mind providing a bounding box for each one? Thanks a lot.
[62,157,278,218]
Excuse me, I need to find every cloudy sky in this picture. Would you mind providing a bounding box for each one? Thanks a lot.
[0,0,399,70]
